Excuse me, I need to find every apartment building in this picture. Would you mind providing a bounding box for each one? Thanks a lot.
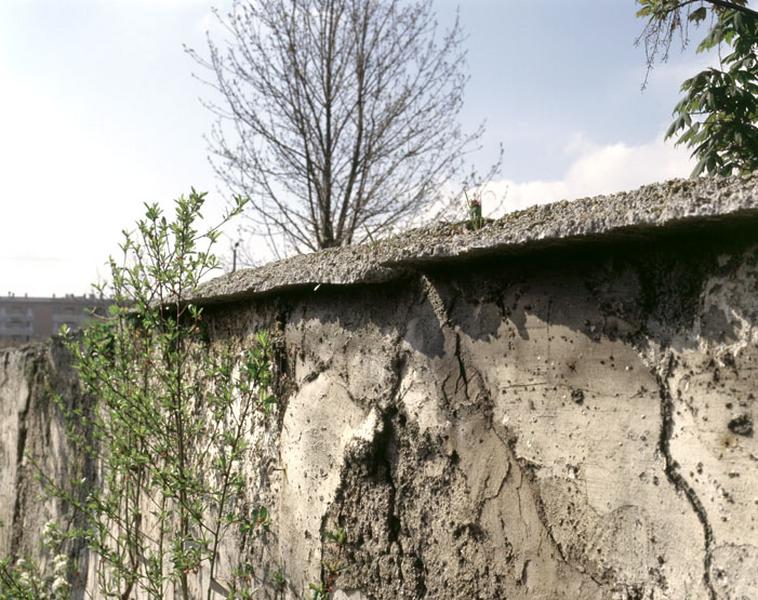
[0,294,110,347]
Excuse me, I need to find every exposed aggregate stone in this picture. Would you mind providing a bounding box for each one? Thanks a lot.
[195,174,758,304]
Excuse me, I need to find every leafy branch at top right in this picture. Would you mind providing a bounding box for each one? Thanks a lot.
[637,0,758,176]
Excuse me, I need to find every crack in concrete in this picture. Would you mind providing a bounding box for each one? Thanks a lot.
[448,330,601,591]
[10,349,37,556]
[453,332,469,400]
[1,351,10,388]
[492,388,616,592]
[518,558,531,587]
[381,348,434,598]
[655,353,717,600]
[546,298,552,364]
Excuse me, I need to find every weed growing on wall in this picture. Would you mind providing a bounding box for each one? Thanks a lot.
[466,193,484,231]
[32,191,278,599]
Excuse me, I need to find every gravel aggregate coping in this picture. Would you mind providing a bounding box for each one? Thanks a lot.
[193,174,758,305]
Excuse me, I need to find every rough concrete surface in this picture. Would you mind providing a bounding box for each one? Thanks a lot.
[1,176,757,599]
[194,173,758,303]
[0,340,92,593]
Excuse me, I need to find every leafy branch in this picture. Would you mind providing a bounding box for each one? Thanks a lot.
[35,191,280,599]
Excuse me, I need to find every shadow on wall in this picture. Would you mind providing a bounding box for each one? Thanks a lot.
[199,221,758,599]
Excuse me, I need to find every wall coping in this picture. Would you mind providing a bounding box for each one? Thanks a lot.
[194,174,758,304]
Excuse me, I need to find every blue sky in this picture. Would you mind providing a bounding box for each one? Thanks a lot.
[450,0,696,177]
[0,0,731,295]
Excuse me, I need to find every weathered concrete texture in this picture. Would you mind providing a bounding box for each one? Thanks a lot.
[2,176,757,599]
[0,340,91,593]
[194,226,757,599]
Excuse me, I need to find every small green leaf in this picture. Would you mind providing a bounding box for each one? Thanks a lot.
[688,6,707,23]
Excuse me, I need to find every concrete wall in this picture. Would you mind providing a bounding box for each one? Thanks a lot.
[1,176,757,599]
[0,340,92,593]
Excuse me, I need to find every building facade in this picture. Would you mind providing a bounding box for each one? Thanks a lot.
[0,295,110,347]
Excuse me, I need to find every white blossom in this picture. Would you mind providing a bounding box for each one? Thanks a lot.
[51,574,69,594]
[52,553,68,575]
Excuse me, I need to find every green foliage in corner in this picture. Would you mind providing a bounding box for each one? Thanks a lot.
[668,9,758,175]
[637,0,758,175]
[39,191,279,599]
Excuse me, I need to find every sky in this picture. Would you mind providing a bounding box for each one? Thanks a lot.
[0,0,730,296]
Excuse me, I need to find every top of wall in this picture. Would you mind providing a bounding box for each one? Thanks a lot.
[195,174,758,305]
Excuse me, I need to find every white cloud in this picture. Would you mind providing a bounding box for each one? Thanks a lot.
[479,133,696,217]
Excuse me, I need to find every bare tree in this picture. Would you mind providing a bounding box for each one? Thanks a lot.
[189,0,482,256]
